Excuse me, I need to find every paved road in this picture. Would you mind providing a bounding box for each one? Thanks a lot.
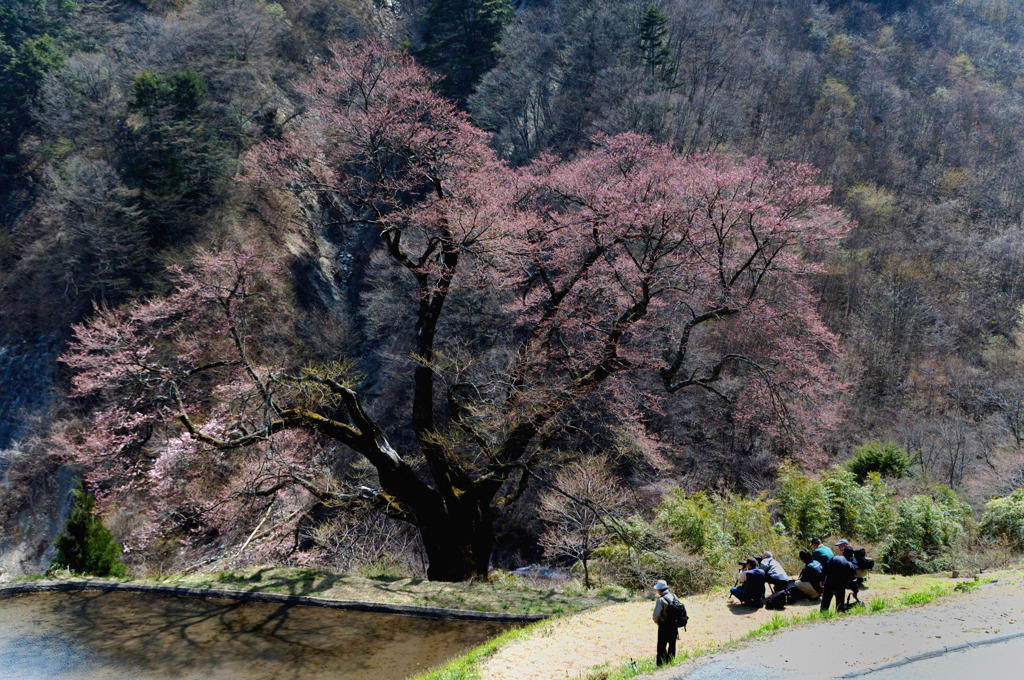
[652,578,1024,680]
[856,635,1024,679]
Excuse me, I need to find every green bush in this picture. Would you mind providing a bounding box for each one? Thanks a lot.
[52,483,127,578]
[589,516,719,594]
[848,441,912,483]
[655,490,728,566]
[774,464,896,543]
[655,489,795,577]
[980,489,1024,548]
[822,466,896,541]
[879,486,973,575]
[592,540,719,595]
[717,492,793,564]
[596,583,631,600]
[822,466,864,538]
[857,472,899,543]
[353,553,413,581]
[775,461,832,541]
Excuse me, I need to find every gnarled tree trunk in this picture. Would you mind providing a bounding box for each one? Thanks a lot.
[417,499,495,581]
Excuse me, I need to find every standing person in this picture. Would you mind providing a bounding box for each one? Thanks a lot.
[729,557,766,607]
[837,540,867,575]
[810,537,833,565]
[759,551,789,592]
[652,579,684,667]
[820,548,856,612]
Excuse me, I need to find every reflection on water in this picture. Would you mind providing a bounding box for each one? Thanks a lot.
[0,591,513,679]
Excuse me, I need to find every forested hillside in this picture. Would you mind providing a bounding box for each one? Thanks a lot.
[472,0,1024,493]
[3,0,1024,579]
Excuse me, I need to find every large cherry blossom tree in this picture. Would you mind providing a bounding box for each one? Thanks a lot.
[61,40,849,581]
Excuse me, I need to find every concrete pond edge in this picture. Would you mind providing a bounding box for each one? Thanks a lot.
[0,579,549,624]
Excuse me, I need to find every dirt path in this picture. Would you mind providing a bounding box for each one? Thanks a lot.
[478,574,1020,680]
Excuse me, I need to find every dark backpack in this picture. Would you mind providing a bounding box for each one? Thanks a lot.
[852,548,875,571]
[764,589,788,610]
[665,597,688,630]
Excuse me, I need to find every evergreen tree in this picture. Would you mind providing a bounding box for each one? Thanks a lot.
[417,0,515,103]
[637,5,674,83]
[0,0,76,164]
[130,67,209,121]
[53,482,127,577]
[125,66,231,247]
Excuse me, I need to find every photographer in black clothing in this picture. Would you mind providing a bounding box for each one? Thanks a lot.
[843,545,869,604]
[793,549,823,599]
[820,550,857,612]
[729,557,766,607]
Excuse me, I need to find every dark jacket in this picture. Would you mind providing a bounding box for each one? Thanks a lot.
[822,555,856,587]
[799,560,824,592]
[737,567,766,602]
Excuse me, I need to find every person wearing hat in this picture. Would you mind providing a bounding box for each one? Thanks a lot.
[729,557,766,607]
[810,537,833,565]
[759,551,789,593]
[652,579,683,666]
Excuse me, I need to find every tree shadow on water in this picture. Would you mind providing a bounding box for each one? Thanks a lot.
[21,590,504,680]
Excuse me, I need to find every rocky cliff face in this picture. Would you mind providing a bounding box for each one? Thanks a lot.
[0,464,77,581]
[0,336,61,451]
[0,0,414,581]
[0,336,75,581]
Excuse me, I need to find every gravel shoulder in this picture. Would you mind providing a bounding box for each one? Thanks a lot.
[479,573,1024,680]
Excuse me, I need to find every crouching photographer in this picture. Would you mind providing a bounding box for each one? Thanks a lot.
[793,549,823,599]
[759,551,789,593]
[764,550,822,609]
[729,557,766,608]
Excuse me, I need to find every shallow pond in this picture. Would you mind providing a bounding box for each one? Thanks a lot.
[0,590,514,679]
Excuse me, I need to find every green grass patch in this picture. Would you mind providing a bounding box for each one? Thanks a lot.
[867,596,890,612]
[583,655,668,680]
[602,657,661,680]
[750,613,788,635]
[898,585,947,606]
[11,572,55,582]
[413,621,549,680]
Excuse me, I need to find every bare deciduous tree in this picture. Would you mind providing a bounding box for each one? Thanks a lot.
[538,458,628,588]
